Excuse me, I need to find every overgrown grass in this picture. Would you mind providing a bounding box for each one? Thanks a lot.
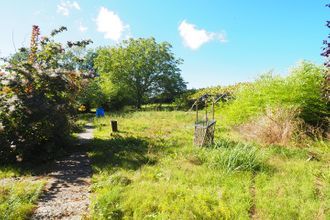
[255,152,330,219]
[0,179,44,220]
[0,164,45,220]
[212,141,265,172]
[89,111,329,219]
[219,62,328,129]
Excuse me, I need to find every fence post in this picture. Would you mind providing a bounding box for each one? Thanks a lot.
[111,120,118,132]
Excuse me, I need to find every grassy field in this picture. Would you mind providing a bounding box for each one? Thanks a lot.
[89,111,330,219]
[0,110,328,219]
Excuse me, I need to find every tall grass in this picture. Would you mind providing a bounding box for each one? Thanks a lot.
[195,139,266,172]
[0,179,44,220]
[220,62,328,129]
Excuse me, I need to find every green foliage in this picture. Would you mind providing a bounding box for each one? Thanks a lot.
[171,83,246,111]
[78,78,108,110]
[172,89,196,110]
[0,179,44,220]
[190,83,247,100]
[6,48,29,66]
[220,62,328,128]
[0,166,22,178]
[0,26,92,162]
[94,37,187,109]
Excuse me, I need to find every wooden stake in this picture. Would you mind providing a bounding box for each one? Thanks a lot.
[196,102,198,123]
[205,99,208,124]
[212,99,215,121]
[111,120,118,132]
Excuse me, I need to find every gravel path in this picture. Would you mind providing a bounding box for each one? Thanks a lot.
[32,123,94,220]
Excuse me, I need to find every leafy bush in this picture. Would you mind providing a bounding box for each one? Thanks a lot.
[220,62,328,131]
[0,26,92,162]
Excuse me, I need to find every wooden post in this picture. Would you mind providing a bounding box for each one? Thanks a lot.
[212,99,215,121]
[111,120,118,132]
[196,102,198,123]
[205,99,208,124]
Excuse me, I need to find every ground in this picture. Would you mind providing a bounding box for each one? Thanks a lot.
[32,123,94,219]
[0,111,329,219]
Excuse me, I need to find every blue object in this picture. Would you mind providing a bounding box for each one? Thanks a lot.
[96,107,105,117]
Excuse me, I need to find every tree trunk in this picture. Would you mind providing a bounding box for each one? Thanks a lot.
[136,98,142,109]
[135,88,143,109]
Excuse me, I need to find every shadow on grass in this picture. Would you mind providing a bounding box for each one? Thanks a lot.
[89,135,157,172]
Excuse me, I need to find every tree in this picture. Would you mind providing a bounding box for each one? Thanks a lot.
[95,38,186,108]
[78,77,108,110]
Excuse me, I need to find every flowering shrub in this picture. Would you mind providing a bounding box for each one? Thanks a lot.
[0,26,92,162]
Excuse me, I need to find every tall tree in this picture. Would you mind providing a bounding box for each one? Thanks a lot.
[95,38,186,108]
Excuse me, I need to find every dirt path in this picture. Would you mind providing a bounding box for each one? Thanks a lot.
[32,123,94,220]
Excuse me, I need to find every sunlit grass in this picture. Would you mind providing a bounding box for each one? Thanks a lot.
[0,178,45,220]
[89,111,330,219]
[255,156,330,219]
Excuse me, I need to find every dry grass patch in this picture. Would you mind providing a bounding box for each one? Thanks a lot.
[236,107,303,146]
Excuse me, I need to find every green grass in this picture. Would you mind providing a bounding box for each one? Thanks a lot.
[88,111,330,219]
[0,178,44,220]
[0,166,23,179]
[0,164,45,220]
[218,62,327,127]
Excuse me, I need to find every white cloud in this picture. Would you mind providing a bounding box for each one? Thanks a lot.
[79,22,88,32]
[57,1,80,16]
[178,20,227,50]
[96,7,129,41]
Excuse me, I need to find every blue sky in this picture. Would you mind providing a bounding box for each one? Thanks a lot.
[0,0,328,88]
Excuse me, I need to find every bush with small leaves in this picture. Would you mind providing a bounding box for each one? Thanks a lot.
[0,26,92,163]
